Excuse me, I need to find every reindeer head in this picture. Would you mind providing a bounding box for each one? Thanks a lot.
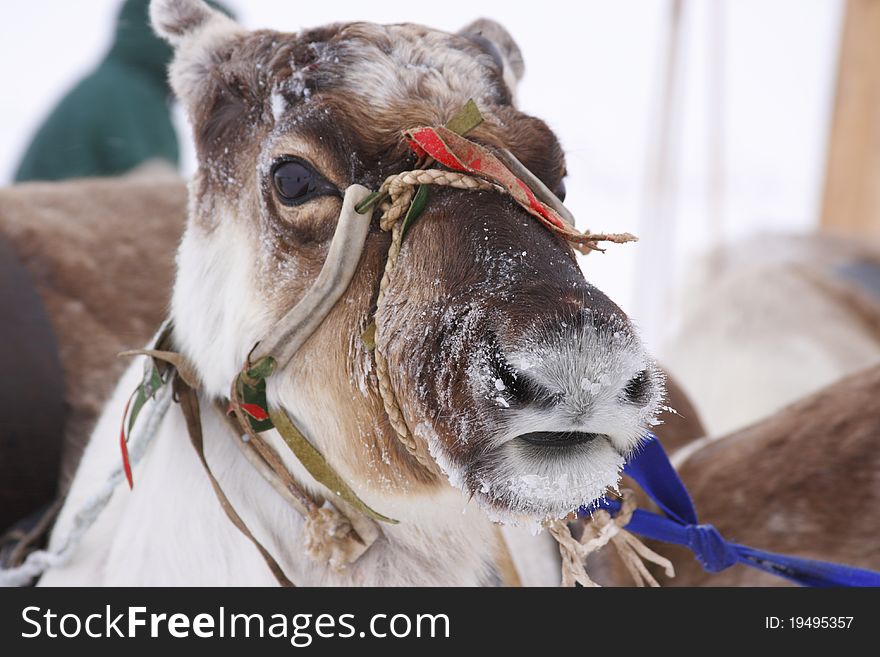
[153,0,663,524]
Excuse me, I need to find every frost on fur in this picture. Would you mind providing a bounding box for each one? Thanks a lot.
[37,10,661,586]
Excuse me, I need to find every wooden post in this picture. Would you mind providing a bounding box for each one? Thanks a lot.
[820,0,880,238]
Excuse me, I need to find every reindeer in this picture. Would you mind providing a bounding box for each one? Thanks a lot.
[0,169,702,583]
[30,0,675,586]
[669,362,880,585]
[663,233,880,436]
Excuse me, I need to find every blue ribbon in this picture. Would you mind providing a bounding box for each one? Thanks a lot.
[579,433,880,587]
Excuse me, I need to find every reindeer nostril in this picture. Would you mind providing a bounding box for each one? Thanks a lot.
[623,369,651,405]
[486,340,531,404]
[485,340,562,408]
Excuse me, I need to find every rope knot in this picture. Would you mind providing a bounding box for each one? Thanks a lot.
[686,523,739,572]
[549,489,675,587]
[304,504,357,572]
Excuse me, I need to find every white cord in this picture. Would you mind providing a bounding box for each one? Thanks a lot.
[0,383,173,587]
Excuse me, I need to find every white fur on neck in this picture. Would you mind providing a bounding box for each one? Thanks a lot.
[41,366,500,585]
[171,209,273,398]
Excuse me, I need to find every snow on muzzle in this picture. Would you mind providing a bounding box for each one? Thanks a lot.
[418,303,665,523]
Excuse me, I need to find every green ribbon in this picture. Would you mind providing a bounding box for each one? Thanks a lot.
[444,98,484,137]
[400,185,430,240]
[127,361,164,434]
[233,356,398,524]
[269,408,399,524]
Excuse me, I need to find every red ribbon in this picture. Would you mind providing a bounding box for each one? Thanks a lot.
[227,402,269,422]
[404,126,633,253]
[119,391,135,489]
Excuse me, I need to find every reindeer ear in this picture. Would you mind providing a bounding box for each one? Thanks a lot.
[150,0,236,45]
[150,0,243,109]
[459,18,525,100]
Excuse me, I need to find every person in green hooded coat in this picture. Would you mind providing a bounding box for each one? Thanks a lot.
[14,0,230,183]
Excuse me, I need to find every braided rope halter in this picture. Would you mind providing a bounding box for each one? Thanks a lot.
[356,128,673,586]
[371,171,495,474]
[361,119,637,475]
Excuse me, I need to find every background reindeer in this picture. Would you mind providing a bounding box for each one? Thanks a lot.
[0,168,184,539]
[663,233,880,436]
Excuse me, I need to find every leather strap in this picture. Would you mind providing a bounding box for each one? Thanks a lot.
[215,400,317,518]
[173,375,295,587]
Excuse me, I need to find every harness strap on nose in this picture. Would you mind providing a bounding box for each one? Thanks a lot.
[226,184,403,522]
[372,191,445,475]
[250,185,373,370]
[377,169,496,231]
[362,105,502,475]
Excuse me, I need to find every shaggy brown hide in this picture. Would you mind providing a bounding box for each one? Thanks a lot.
[0,169,185,500]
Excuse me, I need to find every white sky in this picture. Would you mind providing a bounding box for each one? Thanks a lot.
[0,1,844,349]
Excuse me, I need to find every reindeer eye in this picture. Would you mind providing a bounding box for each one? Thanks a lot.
[273,160,313,202]
[271,158,339,206]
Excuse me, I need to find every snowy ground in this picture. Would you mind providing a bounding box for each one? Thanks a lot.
[0,0,843,349]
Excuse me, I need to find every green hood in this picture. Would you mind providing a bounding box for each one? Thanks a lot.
[106,0,235,92]
[107,0,173,89]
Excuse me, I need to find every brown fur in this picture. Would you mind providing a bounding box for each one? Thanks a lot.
[0,169,185,488]
[665,364,880,585]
